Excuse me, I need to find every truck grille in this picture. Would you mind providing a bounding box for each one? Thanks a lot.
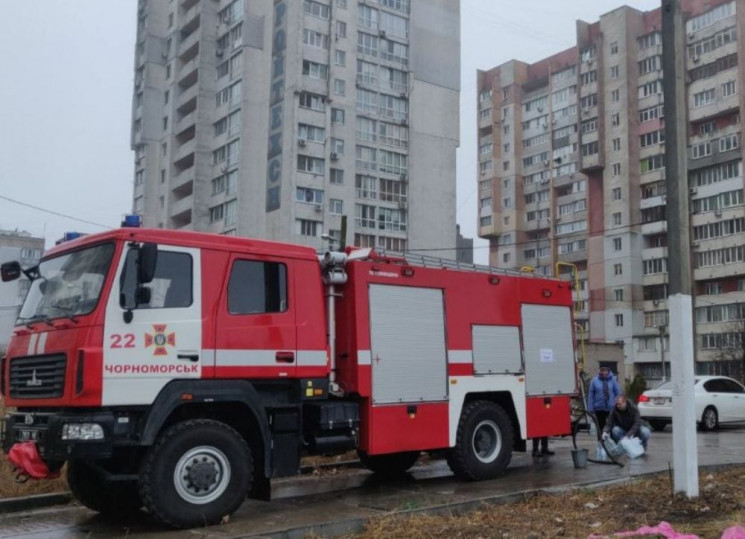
[9,354,67,399]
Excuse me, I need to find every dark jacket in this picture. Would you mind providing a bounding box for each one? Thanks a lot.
[587,372,622,412]
[605,399,642,437]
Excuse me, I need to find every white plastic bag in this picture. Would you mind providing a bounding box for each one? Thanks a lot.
[595,442,607,461]
[619,436,645,458]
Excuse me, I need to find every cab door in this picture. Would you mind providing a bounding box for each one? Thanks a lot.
[103,245,202,406]
[213,255,296,379]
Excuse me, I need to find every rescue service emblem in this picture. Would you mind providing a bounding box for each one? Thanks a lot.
[145,324,176,356]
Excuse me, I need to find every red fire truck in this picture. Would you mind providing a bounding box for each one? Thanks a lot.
[0,224,577,528]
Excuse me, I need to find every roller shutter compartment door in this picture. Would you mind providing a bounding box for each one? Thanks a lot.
[521,304,575,396]
[369,284,448,404]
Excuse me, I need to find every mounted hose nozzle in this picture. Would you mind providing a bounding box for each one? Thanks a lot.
[320,251,348,396]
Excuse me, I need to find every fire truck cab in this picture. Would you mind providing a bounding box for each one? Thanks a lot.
[0,227,577,528]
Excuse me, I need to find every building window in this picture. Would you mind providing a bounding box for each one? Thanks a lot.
[333,78,346,96]
[302,60,328,80]
[610,65,619,79]
[303,29,330,49]
[611,113,620,127]
[610,41,619,54]
[335,50,346,66]
[304,0,330,19]
[613,237,622,251]
[722,80,737,97]
[611,89,620,103]
[612,187,622,200]
[615,313,624,327]
[299,92,326,112]
[612,163,621,176]
[613,212,622,226]
[331,138,345,155]
[330,168,344,184]
[331,108,345,125]
[298,123,325,142]
[336,21,347,38]
[614,263,623,276]
[612,138,621,152]
[297,155,325,174]
[296,187,324,204]
[329,198,343,214]
[615,289,624,302]
[296,219,323,237]
[693,88,716,107]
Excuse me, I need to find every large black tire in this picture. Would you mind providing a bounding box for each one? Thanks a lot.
[67,460,141,516]
[139,419,253,528]
[447,400,513,481]
[358,450,420,477]
[700,406,719,431]
[649,420,669,432]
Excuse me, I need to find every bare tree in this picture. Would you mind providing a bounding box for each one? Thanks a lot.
[711,319,745,383]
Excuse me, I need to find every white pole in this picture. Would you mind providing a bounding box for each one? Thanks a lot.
[669,293,698,496]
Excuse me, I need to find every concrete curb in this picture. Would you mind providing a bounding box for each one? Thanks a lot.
[0,491,72,514]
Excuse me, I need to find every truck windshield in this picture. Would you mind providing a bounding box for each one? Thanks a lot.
[18,242,115,324]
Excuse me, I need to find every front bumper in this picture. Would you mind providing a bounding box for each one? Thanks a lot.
[2,411,118,462]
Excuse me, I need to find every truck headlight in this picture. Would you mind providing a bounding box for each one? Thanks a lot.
[61,423,105,441]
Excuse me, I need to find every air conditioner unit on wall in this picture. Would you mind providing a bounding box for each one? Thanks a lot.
[330,152,339,161]
[315,203,323,212]
[298,139,307,147]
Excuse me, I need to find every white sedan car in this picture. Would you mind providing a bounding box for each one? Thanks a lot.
[637,375,745,432]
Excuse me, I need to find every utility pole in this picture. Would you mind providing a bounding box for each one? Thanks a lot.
[659,324,666,382]
[661,0,698,497]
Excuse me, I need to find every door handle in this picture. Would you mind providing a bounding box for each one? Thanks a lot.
[177,353,199,362]
[276,351,295,363]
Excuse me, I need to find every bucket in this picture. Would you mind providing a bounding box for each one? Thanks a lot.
[571,448,588,469]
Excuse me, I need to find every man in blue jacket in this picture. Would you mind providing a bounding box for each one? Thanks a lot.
[587,366,622,431]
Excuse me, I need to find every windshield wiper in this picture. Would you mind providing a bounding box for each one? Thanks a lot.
[48,304,79,324]
[17,315,54,329]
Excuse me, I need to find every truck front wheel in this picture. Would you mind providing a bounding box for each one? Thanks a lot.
[139,419,253,528]
[447,400,513,481]
[67,460,141,516]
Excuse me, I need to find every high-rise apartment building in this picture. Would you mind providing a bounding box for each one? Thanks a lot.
[477,0,743,382]
[131,0,459,255]
[0,230,43,349]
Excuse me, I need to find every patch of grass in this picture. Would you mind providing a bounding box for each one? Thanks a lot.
[348,467,745,538]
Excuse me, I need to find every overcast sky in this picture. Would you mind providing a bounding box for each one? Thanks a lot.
[0,0,661,262]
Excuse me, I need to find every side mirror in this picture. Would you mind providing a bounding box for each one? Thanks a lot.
[138,243,158,284]
[1,261,21,282]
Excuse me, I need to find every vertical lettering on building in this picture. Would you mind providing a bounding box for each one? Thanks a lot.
[266,0,286,212]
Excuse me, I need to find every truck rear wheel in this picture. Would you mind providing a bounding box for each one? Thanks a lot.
[447,400,513,481]
[139,419,253,528]
[358,450,420,477]
[67,460,141,516]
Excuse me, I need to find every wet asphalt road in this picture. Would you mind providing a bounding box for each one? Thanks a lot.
[1,427,744,538]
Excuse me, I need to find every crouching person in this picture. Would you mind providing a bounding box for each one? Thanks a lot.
[601,394,651,451]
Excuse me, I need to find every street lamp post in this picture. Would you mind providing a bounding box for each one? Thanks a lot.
[659,324,666,382]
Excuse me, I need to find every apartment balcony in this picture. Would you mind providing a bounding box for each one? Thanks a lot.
[179,30,200,61]
[641,219,667,236]
[640,168,665,185]
[179,58,199,87]
[580,153,602,172]
[181,2,201,35]
[170,195,194,222]
[172,168,195,195]
[177,83,198,113]
[689,95,739,123]
[175,110,197,136]
[174,138,196,164]
[640,195,666,210]
[694,261,745,282]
